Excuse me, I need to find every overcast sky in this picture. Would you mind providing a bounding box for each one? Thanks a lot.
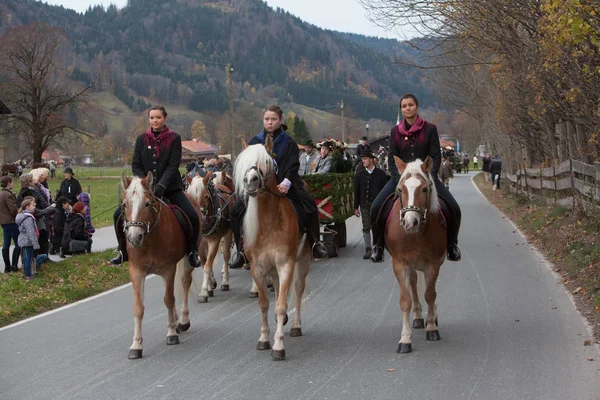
[41,0,413,39]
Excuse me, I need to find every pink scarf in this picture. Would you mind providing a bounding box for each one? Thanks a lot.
[144,125,175,158]
[398,116,426,137]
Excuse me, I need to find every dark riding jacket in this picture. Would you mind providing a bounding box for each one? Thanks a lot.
[248,129,304,193]
[387,120,441,179]
[132,127,183,194]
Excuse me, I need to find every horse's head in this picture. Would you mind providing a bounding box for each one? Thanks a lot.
[120,172,159,248]
[394,156,437,233]
[188,172,213,217]
[234,135,275,198]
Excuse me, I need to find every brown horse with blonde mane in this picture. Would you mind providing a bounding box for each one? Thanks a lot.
[186,171,234,303]
[234,136,311,361]
[120,172,201,359]
[386,156,446,354]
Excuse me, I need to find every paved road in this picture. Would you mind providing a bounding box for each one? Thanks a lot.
[1,173,598,400]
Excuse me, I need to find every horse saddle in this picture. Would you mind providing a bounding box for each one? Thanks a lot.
[161,198,194,240]
[285,193,308,234]
[379,193,451,232]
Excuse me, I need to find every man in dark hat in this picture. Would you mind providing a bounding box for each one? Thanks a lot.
[354,136,371,171]
[313,141,333,174]
[299,139,318,175]
[56,167,82,205]
[354,150,387,259]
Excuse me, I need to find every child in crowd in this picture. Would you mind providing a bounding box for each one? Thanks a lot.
[16,197,39,281]
[76,192,95,242]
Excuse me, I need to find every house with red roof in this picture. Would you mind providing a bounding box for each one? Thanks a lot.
[181,139,220,162]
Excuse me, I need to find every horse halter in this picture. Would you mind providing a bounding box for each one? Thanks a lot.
[244,161,282,197]
[121,190,163,235]
[397,174,432,224]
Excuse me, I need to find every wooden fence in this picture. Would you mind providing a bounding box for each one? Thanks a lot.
[504,159,600,211]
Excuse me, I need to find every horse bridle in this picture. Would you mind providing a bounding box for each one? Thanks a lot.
[121,190,163,235]
[397,174,432,224]
[244,162,284,198]
[202,179,235,236]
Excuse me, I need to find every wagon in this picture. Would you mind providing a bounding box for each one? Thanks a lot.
[304,172,354,257]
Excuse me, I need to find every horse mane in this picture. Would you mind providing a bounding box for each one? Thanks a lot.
[399,159,439,212]
[187,175,206,200]
[233,143,274,200]
[125,177,148,220]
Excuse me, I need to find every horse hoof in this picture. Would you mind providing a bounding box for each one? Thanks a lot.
[412,318,425,329]
[221,284,230,291]
[274,313,289,326]
[256,341,271,350]
[211,281,217,290]
[289,327,303,337]
[271,349,286,361]
[397,343,412,354]
[166,335,180,345]
[176,322,191,334]
[249,291,258,298]
[128,349,143,359]
[198,295,208,303]
[208,290,214,298]
[426,330,441,341]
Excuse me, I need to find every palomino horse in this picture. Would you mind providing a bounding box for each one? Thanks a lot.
[187,171,234,303]
[234,136,311,361]
[386,156,446,354]
[120,172,201,359]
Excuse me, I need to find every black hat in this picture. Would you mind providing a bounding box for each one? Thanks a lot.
[362,150,376,159]
[63,167,74,174]
[321,141,333,150]
[361,136,368,141]
[305,140,315,147]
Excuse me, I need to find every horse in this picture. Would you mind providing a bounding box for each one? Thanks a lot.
[386,156,446,354]
[186,170,235,303]
[234,135,311,361]
[119,172,201,359]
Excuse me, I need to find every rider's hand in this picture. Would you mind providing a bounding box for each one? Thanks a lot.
[153,184,166,198]
[277,183,289,194]
[354,208,360,217]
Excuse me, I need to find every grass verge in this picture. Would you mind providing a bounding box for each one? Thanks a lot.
[473,173,600,340]
[0,250,130,327]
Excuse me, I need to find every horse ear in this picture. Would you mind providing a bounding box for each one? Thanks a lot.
[203,173,211,186]
[264,134,274,154]
[394,156,407,175]
[146,171,153,188]
[185,174,192,184]
[241,137,248,150]
[120,173,131,190]
[422,156,433,174]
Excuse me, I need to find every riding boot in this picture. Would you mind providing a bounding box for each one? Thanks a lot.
[307,214,328,260]
[2,247,10,273]
[110,217,128,265]
[446,218,462,262]
[229,204,247,269]
[370,217,385,263]
[11,247,20,272]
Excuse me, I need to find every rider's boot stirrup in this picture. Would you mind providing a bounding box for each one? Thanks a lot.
[188,251,202,268]
[110,250,128,265]
[370,245,384,263]
[229,251,247,269]
[447,244,461,262]
[312,241,329,260]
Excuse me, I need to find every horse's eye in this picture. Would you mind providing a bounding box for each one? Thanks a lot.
[423,188,429,193]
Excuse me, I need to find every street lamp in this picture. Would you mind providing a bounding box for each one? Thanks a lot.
[365,123,370,140]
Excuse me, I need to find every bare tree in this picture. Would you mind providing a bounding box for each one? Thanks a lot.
[0,23,96,162]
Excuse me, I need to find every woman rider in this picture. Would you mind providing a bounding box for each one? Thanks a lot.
[110,105,202,268]
[370,94,462,263]
[229,105,328,269]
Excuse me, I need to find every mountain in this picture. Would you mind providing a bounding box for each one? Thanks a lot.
[1,0,435,124]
